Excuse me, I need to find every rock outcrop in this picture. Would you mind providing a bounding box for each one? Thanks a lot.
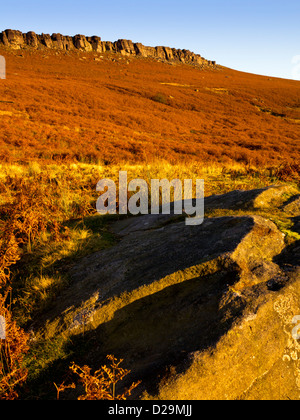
[0,29,216,67]
[34,185,300,400]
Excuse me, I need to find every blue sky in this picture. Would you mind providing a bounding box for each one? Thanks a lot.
[1,0,300,79]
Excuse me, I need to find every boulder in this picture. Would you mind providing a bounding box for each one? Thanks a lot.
[115,39,136,55]
[134,42,146,56]
[43,213,289,399]
[163,47,174,60]
[39,33,53,49]
[66,215,285,304]
[26,31,39,48]
[283,195,300,216]
[31,186,300,400]
[87,36,103,52]
[0,31,9,46]
[3,29,24,49]
[103,41,114,52]
[51,33,66,50]
[205,185,298,211]
[64,36,75,51]
[73,34,93,52]
[155,46,166,59]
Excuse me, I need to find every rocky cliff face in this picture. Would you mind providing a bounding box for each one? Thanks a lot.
[0,29,216,67]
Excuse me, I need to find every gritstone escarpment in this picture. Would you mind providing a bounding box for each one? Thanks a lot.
[0,29,216,67]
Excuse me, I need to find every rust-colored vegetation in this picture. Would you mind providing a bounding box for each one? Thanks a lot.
[0,48,299,166]
[0,195,29,399]
[55,355,141,400]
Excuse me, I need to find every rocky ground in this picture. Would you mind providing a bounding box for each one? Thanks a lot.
[28,184,300,400]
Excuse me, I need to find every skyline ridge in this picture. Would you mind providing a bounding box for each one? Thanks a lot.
[0,28,216,67]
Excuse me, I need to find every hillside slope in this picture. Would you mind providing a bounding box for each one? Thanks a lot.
[0,42,300,400]
[0,47,299,166]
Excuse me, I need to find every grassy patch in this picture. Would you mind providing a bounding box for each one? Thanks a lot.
[12,214,117,327]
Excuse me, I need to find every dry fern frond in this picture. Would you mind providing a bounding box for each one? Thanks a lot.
[56,356,141,400]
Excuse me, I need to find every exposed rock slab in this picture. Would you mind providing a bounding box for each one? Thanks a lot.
[205,185,298,211]
[111,185,299,236]
[62,216,284,311]
[283,195,300,216]
[32,187,300,400]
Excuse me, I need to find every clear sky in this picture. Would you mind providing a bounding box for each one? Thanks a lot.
[1,0,300,80]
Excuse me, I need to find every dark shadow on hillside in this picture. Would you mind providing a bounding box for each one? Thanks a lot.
[22,211,288,399]
[205,188,269,210]
[42,216,254,322]
[78,269,243,398]
[22,267,243,400]
[291,216,300,234]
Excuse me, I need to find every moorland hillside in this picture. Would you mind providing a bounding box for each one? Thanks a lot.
[0,36,300,400]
